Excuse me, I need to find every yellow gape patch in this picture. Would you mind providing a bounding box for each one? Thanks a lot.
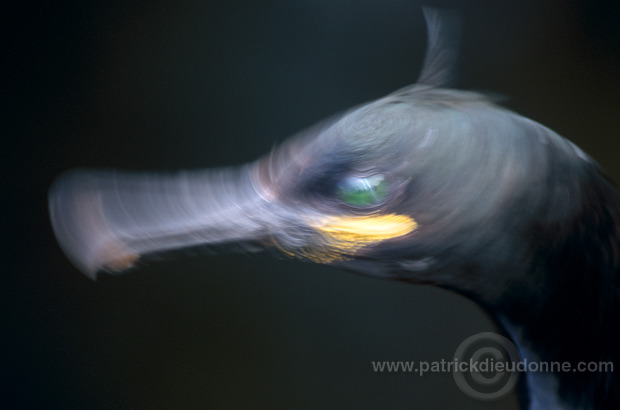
[304,213,417,263]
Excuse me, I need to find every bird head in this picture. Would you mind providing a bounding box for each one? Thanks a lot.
[49,81,607,309]
[48,11,616,311]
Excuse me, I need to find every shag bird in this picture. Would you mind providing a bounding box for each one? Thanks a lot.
[49,10,619,410]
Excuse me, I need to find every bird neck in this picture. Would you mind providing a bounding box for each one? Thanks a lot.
[497,289,618,410]
[498,319,566,410]
[495,176,620,409]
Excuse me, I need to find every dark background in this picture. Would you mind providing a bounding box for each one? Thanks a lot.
[5,0,619,409]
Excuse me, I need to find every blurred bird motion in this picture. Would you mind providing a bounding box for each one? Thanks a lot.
[49,9,619,410]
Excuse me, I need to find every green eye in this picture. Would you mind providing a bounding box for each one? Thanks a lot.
[337,174,388,207]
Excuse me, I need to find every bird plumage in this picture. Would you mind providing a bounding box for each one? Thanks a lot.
[49,10,619,409]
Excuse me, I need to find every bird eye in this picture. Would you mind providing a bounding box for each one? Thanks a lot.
[337,174,388,207]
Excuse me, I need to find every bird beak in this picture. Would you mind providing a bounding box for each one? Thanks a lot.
[48,163,292,278]
[49,158,418,278]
